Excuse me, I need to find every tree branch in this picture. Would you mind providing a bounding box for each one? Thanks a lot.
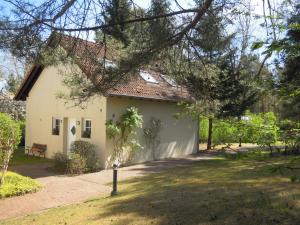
[26,8,200,32]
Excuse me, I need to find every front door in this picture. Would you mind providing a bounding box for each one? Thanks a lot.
[63,118,77,155]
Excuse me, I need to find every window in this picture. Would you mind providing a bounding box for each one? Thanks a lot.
[82,119,92,138]
[139,71,159,84]
[160,74,177,87]
[99,58,117,69]
[52,118,60,135]
[104,59,117,69]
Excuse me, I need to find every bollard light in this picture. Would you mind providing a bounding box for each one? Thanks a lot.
[111,164,118,196]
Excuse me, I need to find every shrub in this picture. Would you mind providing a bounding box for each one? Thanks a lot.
[256,127,278,154]
[53,152,68,172]
[213,120,237,145]
[199,117,238,145]
[290,175,300,183]
[279,119,299,131]
[0,171,41,198]
[67,152,87,174]
[53,141,101,174]
[70,140,101,172]
[0,113,21,186]
[244,112,279,154]
[278,119,300,155]
[199,112,280,149]
[199,116,209,142]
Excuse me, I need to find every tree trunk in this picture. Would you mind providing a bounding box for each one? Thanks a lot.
[197,115,200,152]
[0,151,11,187]
[207,118,213,150]
[269,145,273,156]
[238,116,242,147]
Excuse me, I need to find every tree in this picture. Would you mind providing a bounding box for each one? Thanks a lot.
[184,7,232,150]
[5,73,22,94]
[0,0,214,65]
[0,0,291,108]
[176,4,261,149]
[0,113,21,186]
[279,4,300,120]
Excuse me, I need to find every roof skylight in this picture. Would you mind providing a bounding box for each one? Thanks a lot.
[104,59,117,69]
[98,58,117,69]
[160,74,177,87]
[139,71,159,84]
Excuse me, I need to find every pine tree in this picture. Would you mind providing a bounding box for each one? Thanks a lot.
[280,4,300,120]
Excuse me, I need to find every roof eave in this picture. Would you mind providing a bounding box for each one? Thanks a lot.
[14,65,44,101]
[106,93,194,103]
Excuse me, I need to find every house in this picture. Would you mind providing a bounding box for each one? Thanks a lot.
[14,34,198,167]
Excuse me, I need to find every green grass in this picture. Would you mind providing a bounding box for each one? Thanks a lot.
[10,147,51,166]
[0,172,41,198]
[2,155,300,225]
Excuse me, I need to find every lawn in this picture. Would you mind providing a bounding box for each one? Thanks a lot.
[0,172,41,198]
[2,154,300,225]
[9,147,51,166]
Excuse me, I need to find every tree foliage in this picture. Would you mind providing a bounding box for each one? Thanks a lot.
[0,113,21,186]
[4,73,22,94]
[280,4,300,120]
[199,111,279,152]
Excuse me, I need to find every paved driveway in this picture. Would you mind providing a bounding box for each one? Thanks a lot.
[0,153,216,220]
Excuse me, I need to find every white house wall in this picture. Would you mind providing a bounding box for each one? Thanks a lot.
[106,97,198,165]
[25,64,107,163]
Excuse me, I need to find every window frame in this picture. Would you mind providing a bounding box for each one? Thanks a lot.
[52,117,60,135]
[82,118,92,138]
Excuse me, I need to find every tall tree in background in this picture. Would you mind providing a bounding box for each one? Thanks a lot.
[280,4,300,120]
[184,7,230,150]
[5,73,22,94]
[179,4,260,149]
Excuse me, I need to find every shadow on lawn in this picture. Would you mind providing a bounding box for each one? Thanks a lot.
[93,159,300,225]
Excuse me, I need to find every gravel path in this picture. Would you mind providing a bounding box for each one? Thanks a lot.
[0,153,216,220]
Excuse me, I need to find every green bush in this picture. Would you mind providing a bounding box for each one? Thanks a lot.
[199,112,280,149]
[67,152,87,174]
[53,141,101,174]
[70,140,101,172]
[290,175,300,183]
[0,171,41,198]
[199,117,209,142]
[279,119,299,131]
[245,112,279,153]
[199,117,238,145]
[213,120,237,145]
[53,152,68,172]
[278,119,300,155]
[0,113,22,186]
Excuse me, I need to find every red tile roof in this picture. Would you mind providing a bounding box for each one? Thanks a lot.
[15,34,193,102]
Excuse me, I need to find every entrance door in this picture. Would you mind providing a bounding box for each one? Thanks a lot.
[63,118,77,155]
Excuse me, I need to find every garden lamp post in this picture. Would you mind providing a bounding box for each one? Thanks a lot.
[111,164,118,196]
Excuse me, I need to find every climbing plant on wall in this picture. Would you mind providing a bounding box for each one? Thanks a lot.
[106,107,143,165]
[143,117,162,160]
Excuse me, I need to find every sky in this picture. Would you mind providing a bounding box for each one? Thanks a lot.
[0,0,287,85]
